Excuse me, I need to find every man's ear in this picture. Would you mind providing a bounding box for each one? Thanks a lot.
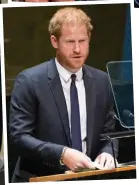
[50,35,58,49]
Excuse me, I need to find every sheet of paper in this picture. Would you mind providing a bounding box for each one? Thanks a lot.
[74,161,118,172]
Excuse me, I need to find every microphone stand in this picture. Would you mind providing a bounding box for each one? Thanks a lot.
[100,130,135,169]
[101,135,117,168]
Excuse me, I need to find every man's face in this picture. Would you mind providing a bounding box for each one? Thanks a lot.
[50,23,90,72]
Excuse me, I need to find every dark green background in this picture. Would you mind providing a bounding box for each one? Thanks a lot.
[3,3,128,95]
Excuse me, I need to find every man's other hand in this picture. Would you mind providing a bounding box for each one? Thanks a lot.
[94,152,118,169]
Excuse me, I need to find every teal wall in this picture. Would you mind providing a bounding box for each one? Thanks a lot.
[122,5,132,61]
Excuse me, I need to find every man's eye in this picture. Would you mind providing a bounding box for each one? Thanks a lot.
[79,40,85,43]
[67,40,74,43]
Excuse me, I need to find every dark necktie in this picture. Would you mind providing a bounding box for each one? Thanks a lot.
[70,74,82,152]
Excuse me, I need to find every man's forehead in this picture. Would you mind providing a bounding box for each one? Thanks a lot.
[61,22,86,29]
[60,23,88,34]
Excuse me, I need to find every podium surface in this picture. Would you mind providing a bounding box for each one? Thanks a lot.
[30,165,136,182]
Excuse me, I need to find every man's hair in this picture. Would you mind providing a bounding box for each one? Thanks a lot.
[48,7,93,38]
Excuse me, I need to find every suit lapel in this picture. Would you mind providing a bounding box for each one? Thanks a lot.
[47,59,71,147]
[83,66,97,157]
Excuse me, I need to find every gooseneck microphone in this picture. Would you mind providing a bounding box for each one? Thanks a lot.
[110,111,131,130]
[123,109,134,118]
[110,111,122,122]
[101,111,134,140]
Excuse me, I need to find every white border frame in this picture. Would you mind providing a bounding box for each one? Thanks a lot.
[1,1,138,185]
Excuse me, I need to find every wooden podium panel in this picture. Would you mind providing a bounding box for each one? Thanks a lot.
[30,165,136,182]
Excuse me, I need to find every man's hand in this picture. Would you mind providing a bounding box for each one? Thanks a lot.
[94,152,118,169]
[62,148,93,172]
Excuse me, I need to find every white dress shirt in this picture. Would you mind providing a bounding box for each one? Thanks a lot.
[55,59,87,154]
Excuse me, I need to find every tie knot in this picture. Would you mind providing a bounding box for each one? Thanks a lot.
[71,74,76,83]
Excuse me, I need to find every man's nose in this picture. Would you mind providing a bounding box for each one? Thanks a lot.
[73,42,80,53]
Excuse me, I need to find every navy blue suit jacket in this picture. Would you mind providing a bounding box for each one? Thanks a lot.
[9,59,118,182]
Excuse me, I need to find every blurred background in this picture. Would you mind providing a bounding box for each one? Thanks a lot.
[0,61,4,185]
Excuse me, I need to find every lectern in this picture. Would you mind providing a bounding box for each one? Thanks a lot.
[29,165,136,182]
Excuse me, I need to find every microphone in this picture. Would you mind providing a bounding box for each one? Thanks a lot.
[123,109,134,118]
[101,111,134,139]
[109,111,122,122]
[109,111,131,130]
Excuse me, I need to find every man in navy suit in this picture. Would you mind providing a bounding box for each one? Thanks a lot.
[9,7,118,182]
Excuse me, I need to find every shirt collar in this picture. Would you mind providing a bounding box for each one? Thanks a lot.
[55,58,83,83]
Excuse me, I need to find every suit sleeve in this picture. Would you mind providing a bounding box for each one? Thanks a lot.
[99,74,119,158]
[9,71,64,165]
